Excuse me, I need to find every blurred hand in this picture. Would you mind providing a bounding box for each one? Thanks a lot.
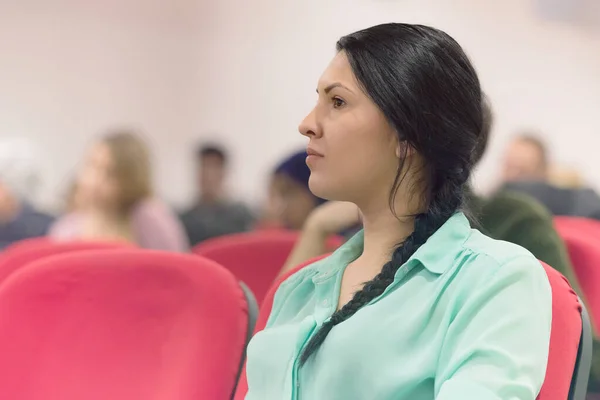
[305,201,361,236]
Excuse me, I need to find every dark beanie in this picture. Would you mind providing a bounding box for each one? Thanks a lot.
[274,151,325,203]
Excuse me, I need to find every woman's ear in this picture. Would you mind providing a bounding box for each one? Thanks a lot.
[395,141,415,159]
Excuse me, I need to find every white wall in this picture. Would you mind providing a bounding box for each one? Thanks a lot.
[197,0,600,201]
[0,1,212,210]
[1,0,599,211]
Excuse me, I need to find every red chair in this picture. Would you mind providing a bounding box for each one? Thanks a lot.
[554,216,600,331]
[0,240,131,283]
[234,259,591,400]
[0,249,257,400]
[193,231,342,304]
[555,217,600,235]
[1,237,51,253]
[538,261,591,400]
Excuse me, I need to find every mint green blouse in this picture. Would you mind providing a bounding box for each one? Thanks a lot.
[245,213,552,400]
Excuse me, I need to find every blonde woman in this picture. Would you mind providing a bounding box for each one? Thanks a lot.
[50,130,188,251]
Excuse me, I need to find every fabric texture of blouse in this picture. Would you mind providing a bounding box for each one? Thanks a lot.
[245,212,552,400]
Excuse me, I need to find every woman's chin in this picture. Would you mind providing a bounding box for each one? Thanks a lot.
[308,177,343,202]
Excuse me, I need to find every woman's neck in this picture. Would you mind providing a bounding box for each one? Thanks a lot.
[356,200,416,271]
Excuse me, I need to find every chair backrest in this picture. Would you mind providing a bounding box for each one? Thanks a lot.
[193,231,341,304]
[0,249,257,400]
[234,257,589,400]
[234,255,328,400]
[0,240,131,283]
[554,216,600,331]
[1,237,51,253]
[538,261,589,400]
[555,216,600,233]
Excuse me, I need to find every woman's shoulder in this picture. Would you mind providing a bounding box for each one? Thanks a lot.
[131,198,173,217]
[130,197,184,228]
[458,228,550,289]
[130,198,189,252]
[278,256,334,290]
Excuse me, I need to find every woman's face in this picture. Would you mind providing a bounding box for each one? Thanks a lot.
[268,174,318,230]
[78,143,121,211]
[299,52,400,208]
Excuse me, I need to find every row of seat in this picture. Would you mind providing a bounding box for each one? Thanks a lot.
[0,215,597,399]
[0,240,258,399]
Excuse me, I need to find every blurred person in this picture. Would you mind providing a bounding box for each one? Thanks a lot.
[245,24,550,400]
[502,133,548,182]
[180,144,254,246]
[503,179,600,220]
[50,130,188,251]
[260,151,325,230]
[500,133,600,220]
[0,138,53,249]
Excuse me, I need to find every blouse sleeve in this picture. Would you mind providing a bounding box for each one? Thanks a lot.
[435,255,552,400]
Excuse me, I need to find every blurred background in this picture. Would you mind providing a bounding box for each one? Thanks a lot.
[0,0,598,211]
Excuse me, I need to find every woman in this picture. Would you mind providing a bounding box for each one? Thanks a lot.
[244,24,551,399]
[50,130,188,252]
[260,150,325,230]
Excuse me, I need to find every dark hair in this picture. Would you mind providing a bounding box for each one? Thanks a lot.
[300,23,484,365]
[197,144,227,165]
[274,150,326,205]
[472,94,494,165]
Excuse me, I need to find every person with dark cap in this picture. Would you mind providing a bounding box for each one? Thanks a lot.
[261,150,325,230]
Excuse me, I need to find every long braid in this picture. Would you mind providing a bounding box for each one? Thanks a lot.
[300,169,468,365]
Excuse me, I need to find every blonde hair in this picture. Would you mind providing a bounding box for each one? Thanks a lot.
[101,130,152,213]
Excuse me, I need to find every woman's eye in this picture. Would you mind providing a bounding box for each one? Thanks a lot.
[332,97,346,109]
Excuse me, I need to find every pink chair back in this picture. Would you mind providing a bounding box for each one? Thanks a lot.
[538,261,589,400]
[0,240,130,283]
[0,249,256,400]
[2,237,51,253]
[193,231,342,304]
[554,216,600,331]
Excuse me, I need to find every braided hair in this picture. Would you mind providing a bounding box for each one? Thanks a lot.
[300,24,484,365]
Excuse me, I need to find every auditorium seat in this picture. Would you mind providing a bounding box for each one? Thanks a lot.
[554,216,600,331]
[538,261,591,400]
[2,237,51,253]
[192,231,342,304]
[0,249,258,400]
[0,240,130,283]
[234,259,591,400]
